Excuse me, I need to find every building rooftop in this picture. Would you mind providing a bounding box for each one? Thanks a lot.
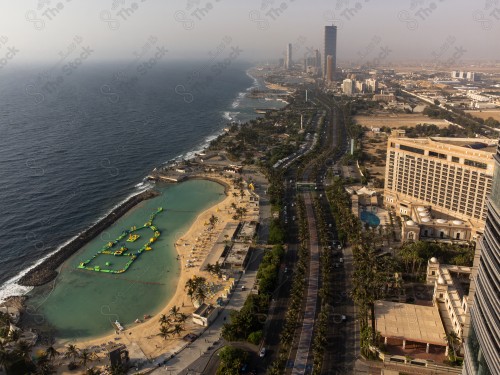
[375,300,447,346]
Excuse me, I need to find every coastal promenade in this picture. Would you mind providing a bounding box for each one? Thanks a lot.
[148,250,263,375]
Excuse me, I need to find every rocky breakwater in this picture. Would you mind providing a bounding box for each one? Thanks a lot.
[18,189,160,287]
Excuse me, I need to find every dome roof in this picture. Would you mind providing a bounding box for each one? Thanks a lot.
[430,257,437,263]
[436,219,447,224]
[421,218,431,223]
[417,207,426,212]
[406,220,416,226]
[437,276,445,285]
[453,220,463,225]
[419,212,429,217]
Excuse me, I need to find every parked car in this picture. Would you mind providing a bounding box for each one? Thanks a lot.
[259,347,266,358]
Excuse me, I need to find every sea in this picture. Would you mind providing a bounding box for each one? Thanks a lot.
[0,60,285,306]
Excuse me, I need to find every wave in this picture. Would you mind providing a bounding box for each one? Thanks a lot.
[0,183,153,303]
[0,66,260,304]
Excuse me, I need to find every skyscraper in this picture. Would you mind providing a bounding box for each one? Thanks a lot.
[323,25,337,78]
[326,55,334,82]
[462,143,500,375]
[285,43,292,70]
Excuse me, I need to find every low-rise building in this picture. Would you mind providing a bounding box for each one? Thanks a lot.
[192,303,218,327]
[427,258,472,340]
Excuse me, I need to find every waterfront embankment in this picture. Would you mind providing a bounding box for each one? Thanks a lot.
[18,189,160,287]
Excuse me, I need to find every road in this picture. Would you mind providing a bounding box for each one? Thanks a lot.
[289,193,320,375]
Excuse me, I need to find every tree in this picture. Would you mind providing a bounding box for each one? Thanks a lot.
[44,346,59,363]
[445,331,461,359]
[64,344,80,363]
[158,314,170,326]
[0,346,11,374]
[15,340,32,363]
[209,214,219,228]
[79,348,97,369]
[217,346,247,375]
[35,353,55,375]
[172,324,184,337]
[159,325,172,340]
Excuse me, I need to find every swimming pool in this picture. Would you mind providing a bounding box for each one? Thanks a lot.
[360,210,381,227]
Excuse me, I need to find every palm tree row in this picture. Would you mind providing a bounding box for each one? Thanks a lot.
[311,196,334,374]
[158,304,188,340]
[184,275,208,306]
[205,261,223,278]
[268,197,309,374]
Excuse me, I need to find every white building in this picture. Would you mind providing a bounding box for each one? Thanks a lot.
[342,79,354,96]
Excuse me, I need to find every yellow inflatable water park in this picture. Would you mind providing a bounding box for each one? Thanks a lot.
[77,207,164,274]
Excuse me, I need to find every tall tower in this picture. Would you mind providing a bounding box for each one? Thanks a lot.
[285,43,292,70]
[323,25,337,79]
[326,55,334,82]
[462,144,500,375]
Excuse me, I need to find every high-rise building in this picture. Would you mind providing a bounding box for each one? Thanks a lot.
[355,80,366,93]
[365,78,378,93]
[285,43,292,70]
[326,55,334,82]
[323,25,337,78]
[462,143,500,375]
[342,79,354,95]
[315,49,321,71]
[384,136,496,234]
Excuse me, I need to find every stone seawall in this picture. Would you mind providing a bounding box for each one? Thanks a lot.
[18,189,160,287]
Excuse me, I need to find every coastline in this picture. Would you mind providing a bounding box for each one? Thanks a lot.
[18,189,160,287]
[55,174,245,359]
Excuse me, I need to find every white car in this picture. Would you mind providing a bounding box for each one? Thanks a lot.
[259,347,266,357]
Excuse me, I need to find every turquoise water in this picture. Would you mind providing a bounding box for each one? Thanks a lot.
[26,180,225,339]
[360,210,381,227]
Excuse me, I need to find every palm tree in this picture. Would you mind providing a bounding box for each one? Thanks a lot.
[158,314,169,326]
[86,367,100,375]
[444,331,461,359]
[44,346,59,363]
[64,344,79,363]
[79,348,97,369]
[176,313,188,323]
[172,324,184,336]
[15,340,32,363]
[0,346,12,374]
[194,287,207,306]
[36,353,56,375]
[208,214,219,228]
[159,325,172,340]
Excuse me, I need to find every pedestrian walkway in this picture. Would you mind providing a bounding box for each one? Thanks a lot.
[149,265,259,374]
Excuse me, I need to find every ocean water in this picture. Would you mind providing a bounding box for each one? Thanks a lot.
[26,180,225,339]
[0,61,283,302]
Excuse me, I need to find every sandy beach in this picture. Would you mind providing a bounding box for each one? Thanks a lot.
[49,174,255,371]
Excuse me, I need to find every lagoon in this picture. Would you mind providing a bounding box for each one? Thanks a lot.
[26,180,225,340]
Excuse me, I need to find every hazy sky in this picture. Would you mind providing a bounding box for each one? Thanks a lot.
[0,0,498,66]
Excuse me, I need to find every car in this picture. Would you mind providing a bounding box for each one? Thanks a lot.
[341,315,347,322]
[284,267,289,274]
[259,347,266,357]
[241,285,245,291]
[339,258,343,263]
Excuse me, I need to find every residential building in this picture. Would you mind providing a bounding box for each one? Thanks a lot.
[462,142,500,375]
[342,78,354,95]
[384,136,496,238]
[366,78,378,93]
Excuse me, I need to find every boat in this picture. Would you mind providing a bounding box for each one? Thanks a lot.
[114,320,124,331]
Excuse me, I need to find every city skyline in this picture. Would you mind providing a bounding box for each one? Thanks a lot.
[0,0,498,67]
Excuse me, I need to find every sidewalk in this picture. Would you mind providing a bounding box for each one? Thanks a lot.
[148,264,259,374]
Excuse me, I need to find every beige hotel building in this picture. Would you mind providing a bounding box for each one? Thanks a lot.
[384,135,496,239]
